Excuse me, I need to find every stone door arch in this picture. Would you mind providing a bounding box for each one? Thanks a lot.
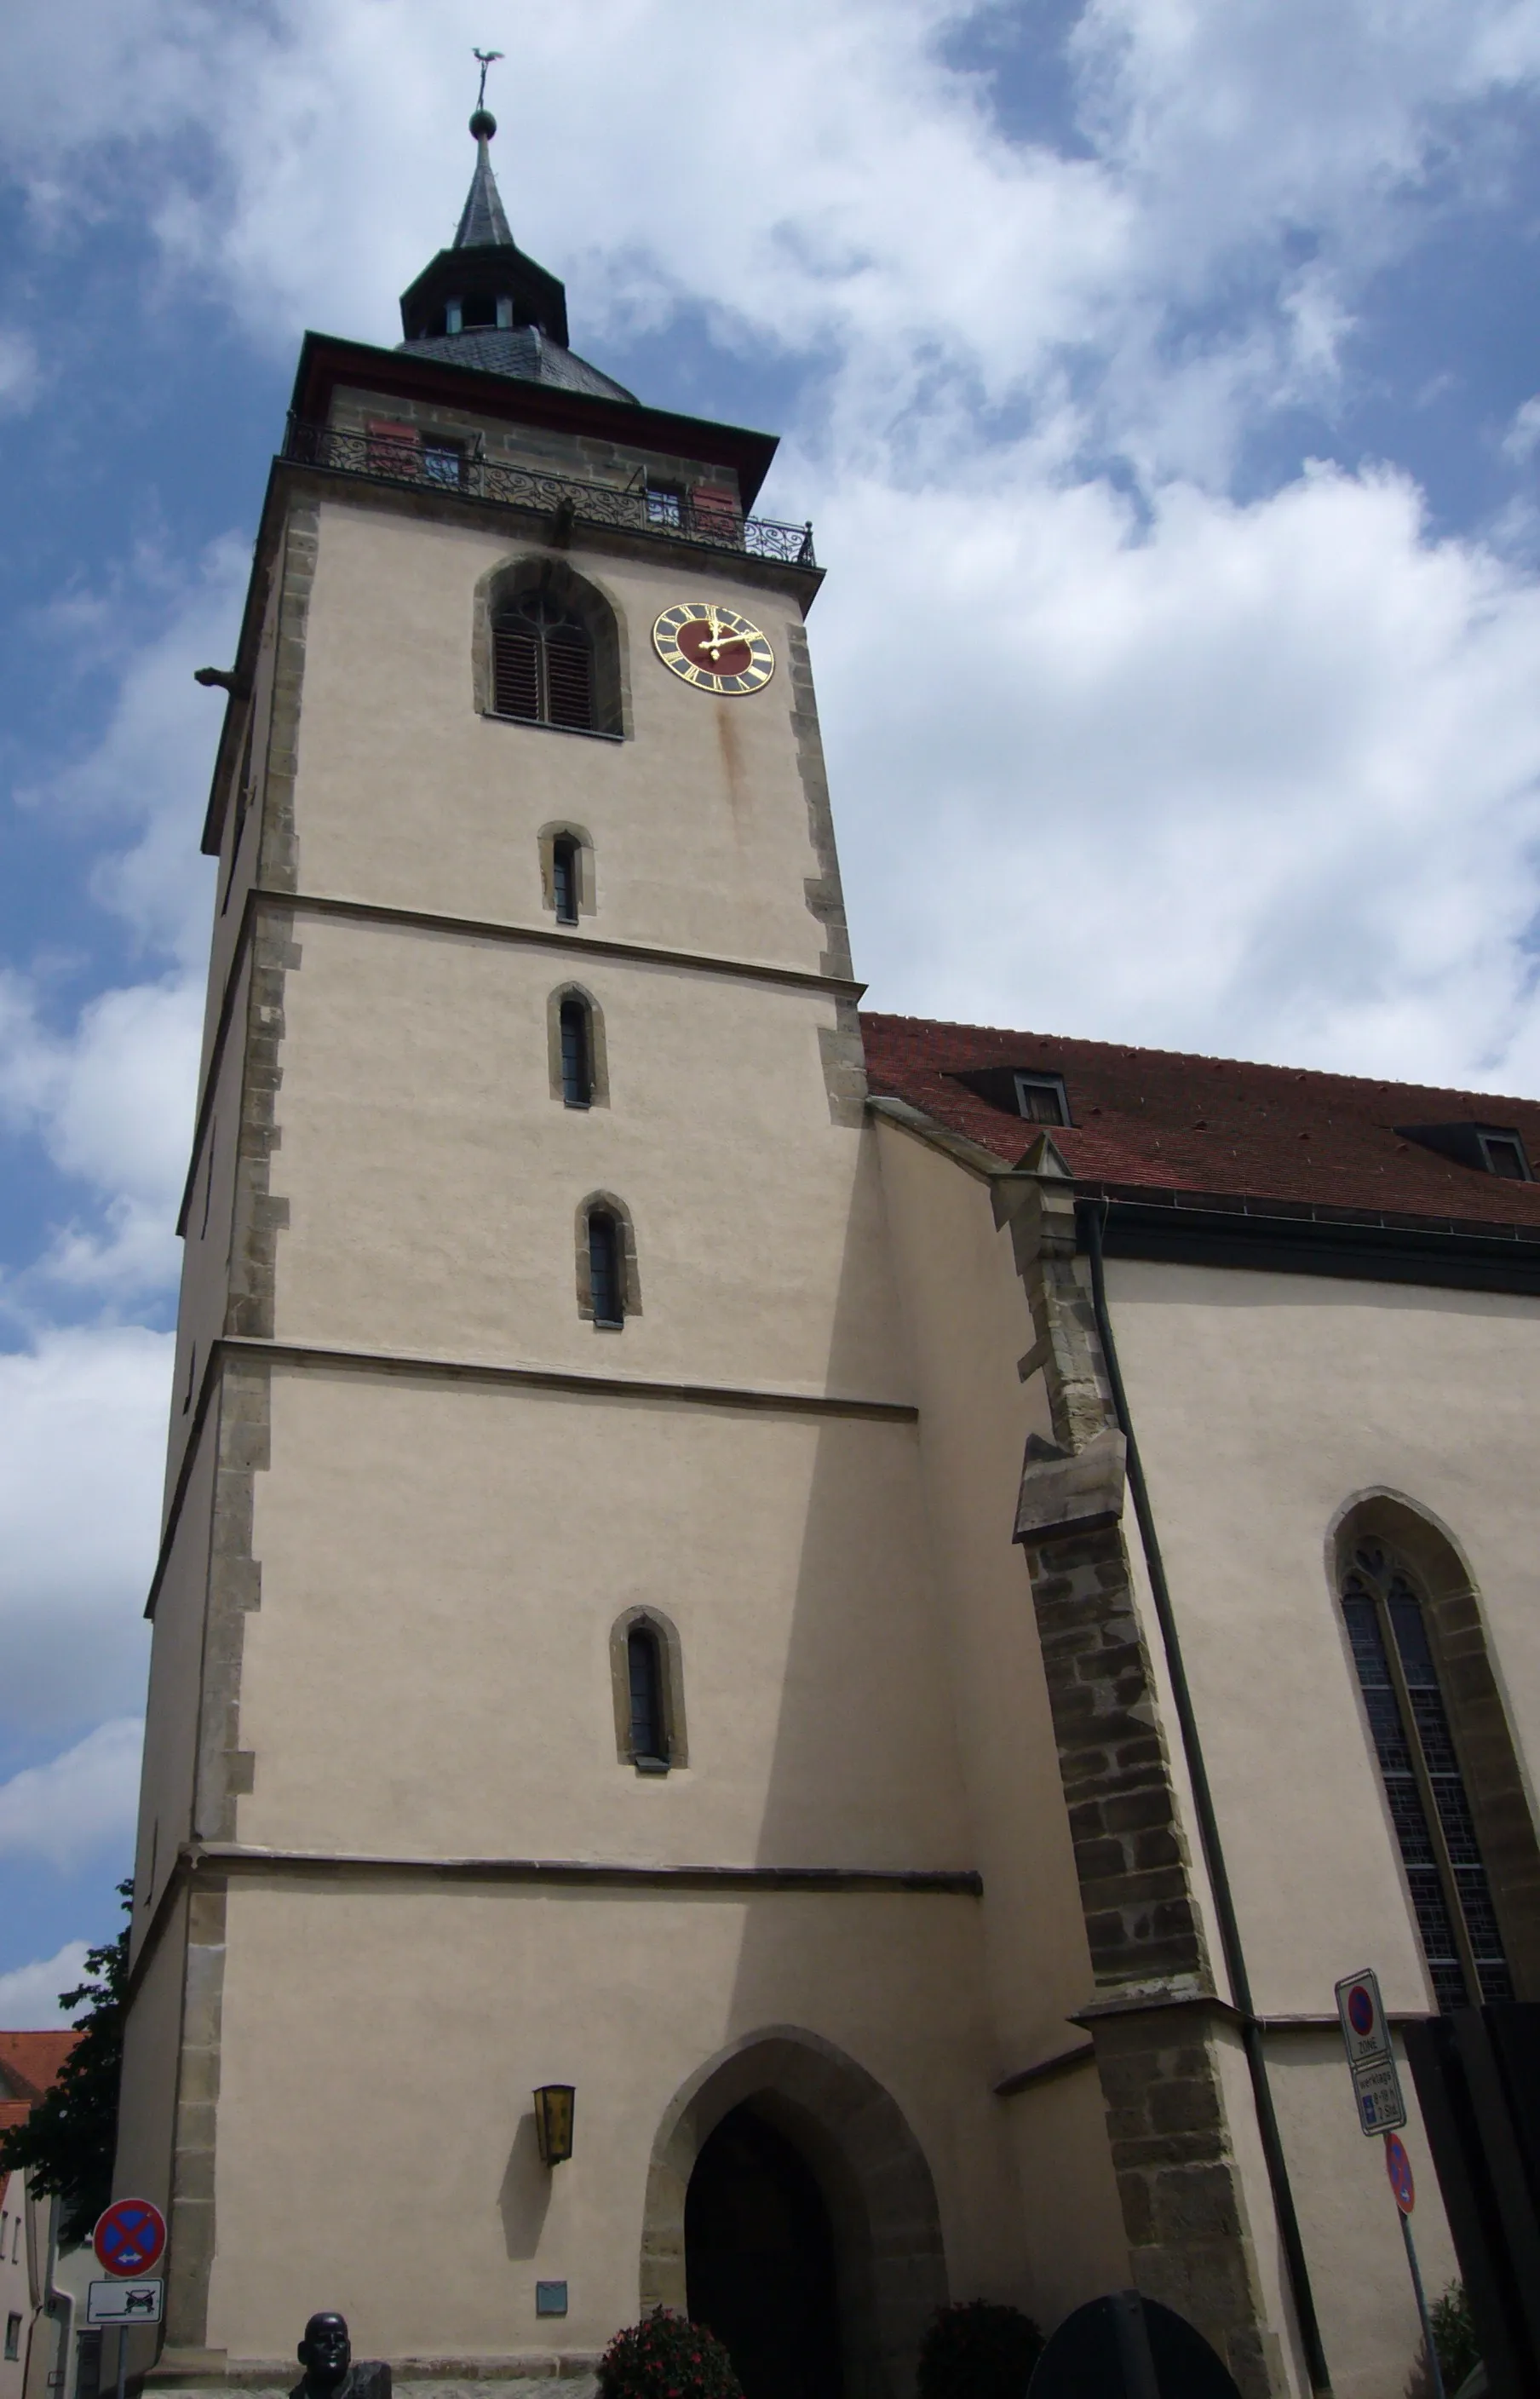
[641,2027,948,2399]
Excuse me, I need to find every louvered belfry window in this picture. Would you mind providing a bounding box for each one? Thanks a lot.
[1342,1542,1513,2010]
[492,594,595,732]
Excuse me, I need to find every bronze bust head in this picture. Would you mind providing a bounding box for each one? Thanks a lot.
[292,2314,390,2399]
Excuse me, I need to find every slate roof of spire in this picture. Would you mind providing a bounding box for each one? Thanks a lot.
[455,118,514,249]
[396,322,636,401]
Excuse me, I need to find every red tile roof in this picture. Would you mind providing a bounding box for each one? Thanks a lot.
[860,1013,1540,1233]
[0,2029,77,2143]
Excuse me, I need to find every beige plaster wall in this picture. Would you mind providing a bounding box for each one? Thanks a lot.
[164,948,253,1510]
[1219,2027,1457,2399]
[1103,1257,1540,2015]
[267,918,894,1393]
[1102,1257,1514,2392]
[293,501,828,975]
[871,1123,1129,2313]
[0,2169,32,2399]
[237,1367,968,1868]
[132,1428,219,1948]
[201,568,280,1081]
[116,1885,187,2218]
[204,1878,1019,2363]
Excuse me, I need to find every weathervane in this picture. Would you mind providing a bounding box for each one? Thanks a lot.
[474,49,503,112]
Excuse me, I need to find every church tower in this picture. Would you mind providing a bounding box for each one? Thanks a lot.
[115,98,1038,2396]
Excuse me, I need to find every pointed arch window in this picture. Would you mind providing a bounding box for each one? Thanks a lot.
[493,593,595,732]
[589,1210,623,1328]
[560,997,592,1107]
[1342,1541,1513,2009]
[552,835,580,925]
[628,1625,668,1769]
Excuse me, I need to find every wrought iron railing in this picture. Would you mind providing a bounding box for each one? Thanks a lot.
[282,420,817,568]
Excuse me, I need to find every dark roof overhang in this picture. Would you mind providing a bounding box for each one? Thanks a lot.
[1077,1184,1540,1294]
[288,332,781,509]
[399,239,569,347]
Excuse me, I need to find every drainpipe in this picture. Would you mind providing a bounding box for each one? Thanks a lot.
[1079,1197,1332,2396]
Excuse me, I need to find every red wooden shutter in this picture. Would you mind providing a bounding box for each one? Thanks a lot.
[689,485,743,544]
[365,418,422,478]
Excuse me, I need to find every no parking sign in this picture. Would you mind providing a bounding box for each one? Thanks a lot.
[93,2198,166,2278]
[1385,2131,1416,2215]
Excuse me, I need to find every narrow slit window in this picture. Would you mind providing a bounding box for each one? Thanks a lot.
[1342,1543,1513,2010]
[560,998,592,1107]
[589,1210,623,1327]
[628,1625,668,1768]
[552,836,580,924]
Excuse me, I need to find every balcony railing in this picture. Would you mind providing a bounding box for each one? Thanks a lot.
[283,420,817,569]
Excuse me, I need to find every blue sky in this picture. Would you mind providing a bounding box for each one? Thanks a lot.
[7,0,1540,2016]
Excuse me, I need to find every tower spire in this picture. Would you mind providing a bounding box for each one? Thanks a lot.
[396,65,637,404]
[458,50,514,249]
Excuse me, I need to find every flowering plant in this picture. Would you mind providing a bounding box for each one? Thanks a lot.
[598,2310,743,2399]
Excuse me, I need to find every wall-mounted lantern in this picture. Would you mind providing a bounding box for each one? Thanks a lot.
[533,2085,575,2166]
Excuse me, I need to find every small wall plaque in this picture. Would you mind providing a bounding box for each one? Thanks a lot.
[536,2281,568,2318]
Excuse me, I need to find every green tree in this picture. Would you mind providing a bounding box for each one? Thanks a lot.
[1429,2282,1481,2393]
[0,1882,130,2247]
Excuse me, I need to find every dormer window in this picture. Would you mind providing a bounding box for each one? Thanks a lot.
[1014,1073,1069,1126]
[1480,1130,1530,1180]
[1395,1122,1531,1182]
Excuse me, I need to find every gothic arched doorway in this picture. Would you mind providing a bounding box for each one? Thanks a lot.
[686,2104,842,2399]
[641,2027,948,2399]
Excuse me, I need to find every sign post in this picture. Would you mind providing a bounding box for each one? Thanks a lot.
[1382,2134,1444,2399]
[1335,1974,1443,2399]
[91,2201,167,2399]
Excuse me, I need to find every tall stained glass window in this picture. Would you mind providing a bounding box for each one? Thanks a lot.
[1342,1542,1512,2010]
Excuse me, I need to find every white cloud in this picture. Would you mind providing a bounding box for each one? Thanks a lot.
[0,1943,92,2029]
[0,329,40,414]
[0,974,202,1298]
[821,451,1540,1087]
[3,0,1540,1127]
[29,536,242,969]
[1503,393,1540,463]
[0,1721,143,1869]
[2,2,1537,469]
[0,1328,166,1738]
[0,539,236,1300]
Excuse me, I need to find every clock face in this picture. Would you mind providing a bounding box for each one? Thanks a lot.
[652,603,775,695]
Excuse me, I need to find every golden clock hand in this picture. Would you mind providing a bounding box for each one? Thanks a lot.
[704,609,750,659]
